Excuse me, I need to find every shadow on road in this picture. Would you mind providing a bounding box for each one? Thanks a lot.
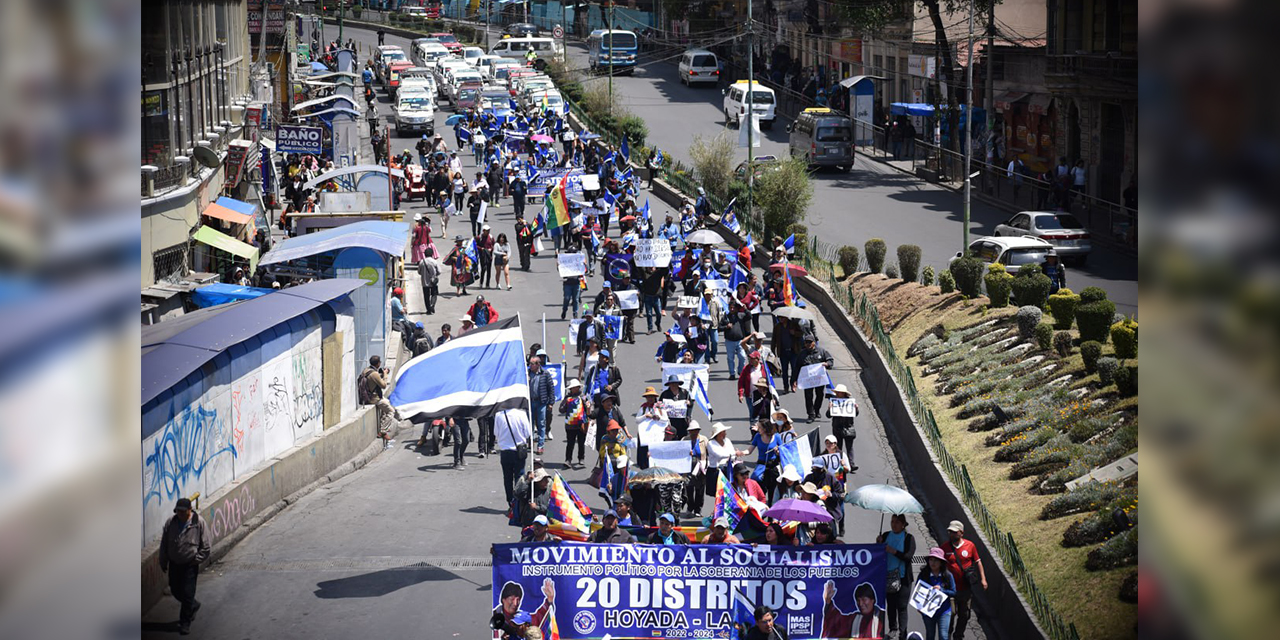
[141,621,180,635]
[315,565,463,599]
[460,505,508,516]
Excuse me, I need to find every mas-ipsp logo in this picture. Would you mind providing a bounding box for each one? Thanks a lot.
[786,614,813,637]
[573,610,596,634]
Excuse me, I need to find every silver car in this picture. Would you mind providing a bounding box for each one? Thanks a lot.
[993,211,1093,264]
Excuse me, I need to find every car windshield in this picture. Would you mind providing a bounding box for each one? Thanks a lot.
[436,35,458,44]
[399,98,431,109]
[1035,214,1084,230]
[458,89,478,100]
[1004,248,1049,267]
[385,52,406,61]
[816,126,852,142]
[604,33,637,49]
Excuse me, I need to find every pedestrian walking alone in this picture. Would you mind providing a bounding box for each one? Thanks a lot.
[159,497,211,636]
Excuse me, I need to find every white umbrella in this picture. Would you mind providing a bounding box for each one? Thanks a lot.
[772,305,815,322]
[844,484,924,514]
[683,229,723,245]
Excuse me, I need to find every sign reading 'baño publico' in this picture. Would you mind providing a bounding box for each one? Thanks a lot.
[491,542,886,640]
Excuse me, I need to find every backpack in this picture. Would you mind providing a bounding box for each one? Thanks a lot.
[357,367,376,405]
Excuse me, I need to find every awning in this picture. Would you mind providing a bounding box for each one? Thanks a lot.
[293,94,361,112]
[141,278,367,408]
[259,220,410,267]
[201,201,254,226]
[838,74,884,89]
[302,164,405,190]
[192,225,259,273]
[190,283,274,308]
[1027,93,1052,115]
[889,102,935,117]
[995,91,1029,112]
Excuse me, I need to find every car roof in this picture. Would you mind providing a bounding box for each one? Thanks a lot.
[972,235,1054,249]
[684,48,715,55]
[730,80,773,91]
[1019,210,1069,218]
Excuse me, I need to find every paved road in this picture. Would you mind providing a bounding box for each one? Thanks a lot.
[561,44,1138,318]
[139,23,979,639]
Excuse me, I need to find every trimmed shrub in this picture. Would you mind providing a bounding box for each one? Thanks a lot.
[786,223,809,258]
[938,270,955,294]
[1034,323,1054,350]
[1054,331,1074,357]
[922,265,935,286]
[351,5,362,18]
[1097,357,1120,386]
[1076,298,1117,344]
[865,238,887,274]
[617,114,649,148]
[1011,263,1053,308]
[1016,306,1043,339]
[897,245,922,282]
[1111,318,1138,359]
[1086,527,1138,571]
[1047,288,1080,329]
[1081,341,1103,374]
[1115,365,1138,397]
[983,263,1013,307]
[951,256,984,298]
[755,158,812,240]
[1079,286,1109,303]
[837,246,860,275]
[885,263,900,279]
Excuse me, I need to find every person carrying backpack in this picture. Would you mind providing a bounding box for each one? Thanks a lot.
[358,356,398,450]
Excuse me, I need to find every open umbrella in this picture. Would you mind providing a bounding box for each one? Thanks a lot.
[580,132,601,140]
[772,306,815,322]
[444,114,467,126]
[628,466,684,486]
[769,263,809,277]
[763,498,833,523]
[309,61,329,72]
[530,134,554,143]
[683,229,723,245]
[844,484,924,513]
[619,215,637,223]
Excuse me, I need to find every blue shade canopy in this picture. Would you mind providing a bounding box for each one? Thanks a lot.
[141,279,366,406]
[258,220,410,266]
[890,102,935,117]
[190,283,273,308]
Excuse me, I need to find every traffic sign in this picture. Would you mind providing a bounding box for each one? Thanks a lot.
[552,25,564,39]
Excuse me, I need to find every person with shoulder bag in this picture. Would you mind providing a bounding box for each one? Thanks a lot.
[877,514,916,640]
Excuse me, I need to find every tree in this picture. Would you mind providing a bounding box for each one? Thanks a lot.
[688,132,735,200]
[754,157,813,240]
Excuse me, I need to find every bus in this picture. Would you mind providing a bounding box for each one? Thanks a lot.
[587,30,637,75]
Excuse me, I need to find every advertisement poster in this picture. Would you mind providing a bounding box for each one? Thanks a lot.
[491,543,887,640]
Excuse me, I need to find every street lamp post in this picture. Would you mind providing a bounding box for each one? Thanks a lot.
[608,1,615,116]
[962,0,975,252]
[746,0,754,222]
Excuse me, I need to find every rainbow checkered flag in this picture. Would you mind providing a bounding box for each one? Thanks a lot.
[546,473,590,539]
[712,466,742,532]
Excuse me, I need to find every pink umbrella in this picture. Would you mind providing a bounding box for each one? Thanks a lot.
[763,498,833,523]
[530,134,554,143]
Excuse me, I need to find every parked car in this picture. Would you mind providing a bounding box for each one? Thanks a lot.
[951,236,1056,271]
[504,23,541,37]
[394,95,436,136]
[992,211,1093,264]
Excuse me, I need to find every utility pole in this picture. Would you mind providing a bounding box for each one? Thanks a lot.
[337,0,343,46]
[486,0,491,49]
[984,3,995,181]
[746,0,755,222]
[608,1,615,116]
[561,2,566,57]
[962,0,976,252]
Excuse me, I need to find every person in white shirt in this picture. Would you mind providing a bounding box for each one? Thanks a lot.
[495,408,533,504]
[1070,159,1087,197]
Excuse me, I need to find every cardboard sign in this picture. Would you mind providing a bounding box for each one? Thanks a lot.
[829,397,858,418]
[568,319,584,346]
[663,399,688,419]
[634,238,673,267]
[557,252,587,278]
[647,440,694,474]
[797,363,831,390]
[635,417,668,446]
[615,289,640,310]
[910,580,948,617]
[678,296,699,309]
[477,200,488,225]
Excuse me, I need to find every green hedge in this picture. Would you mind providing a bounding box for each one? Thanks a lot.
[951,256,984,298]
[865,238,887,274]
[984,263,1013,308]
[1110,319,1137,359]
[838,246,860,276]
[1047,289,1080,330]
[938,269,955,294]
[897,244,922,283]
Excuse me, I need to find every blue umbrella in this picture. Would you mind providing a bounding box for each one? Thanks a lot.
[309,61,329,72]
[445,114,466,126]
[580,132,601,141]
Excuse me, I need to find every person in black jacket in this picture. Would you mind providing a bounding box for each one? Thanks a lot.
[646,513,690,544]
[876,514,916,640]
[591,393,627,452]
[529,355,555,455]
[658,375,693,440]
[792,335,834,422]
[582,349,622,405]
[591,510,636,543]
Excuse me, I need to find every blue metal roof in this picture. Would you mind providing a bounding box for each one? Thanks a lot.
[258,220,410,266]
[190,283,273,308]
[140,278,366,406]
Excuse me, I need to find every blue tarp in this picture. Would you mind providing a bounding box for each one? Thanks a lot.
[190,283,274,308]
[890,102,936,117]
[258,220,410,266]
[141,279,366,406]
[215,196,257,219]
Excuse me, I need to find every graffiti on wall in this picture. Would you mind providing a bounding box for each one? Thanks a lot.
[142,403,236,511]
[208,485,257,542]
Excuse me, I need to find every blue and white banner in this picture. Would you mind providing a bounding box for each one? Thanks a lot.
[389,316,529,421]
[602,315,623,340]
[491,543,887,640]
[545,363,565,402]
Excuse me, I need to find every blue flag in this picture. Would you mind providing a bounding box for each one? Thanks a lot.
[598,457,616,508]
[783,234,795,254]
[602,315,623,340]
[456,126,471,142]
[732,588,756,640]
[620,137,631,163]
[722,197,740,233]
[640,198,651,224]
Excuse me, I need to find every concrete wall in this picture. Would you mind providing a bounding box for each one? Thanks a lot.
[141,405,381,612]
[141,163,227,287]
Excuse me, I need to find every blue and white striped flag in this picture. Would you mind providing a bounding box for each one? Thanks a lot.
[722,198,740,233]
[783,234,796,254]
[389,316,529,421]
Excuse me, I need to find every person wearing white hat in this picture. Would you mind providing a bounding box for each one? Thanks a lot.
[817,434,852,479]
[704,423,736,499]
[825,383,859,472]
[682,421,710,517]
[558,378,590,469]
[458,314,475,335]
[520,515,562,543]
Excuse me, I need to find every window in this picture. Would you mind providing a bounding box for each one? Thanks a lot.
[1010,214,1028,229]
[604,33,636,49]
[1004,248,1048,267]
[750,92,774,104]
[693,55,715,67]
[816,126,851,142]
[1036,214,1084,230]
[153,243,187,282]
[1063,0,1083,53]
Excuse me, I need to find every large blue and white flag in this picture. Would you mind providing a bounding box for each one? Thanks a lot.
[722,197,740,233]
[782,234,796,254]
[389,316,529,421]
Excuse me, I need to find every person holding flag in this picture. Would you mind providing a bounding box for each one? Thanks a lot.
[558,379,590,469]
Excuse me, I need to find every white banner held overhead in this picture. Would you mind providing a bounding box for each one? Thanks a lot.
[647,440,694,474]
[633,238,673,267]
[557,252,587,278]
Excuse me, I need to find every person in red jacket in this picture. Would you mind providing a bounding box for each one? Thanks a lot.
[942,519,987,640]
[737,351,768,424]
[467,295,500,327]
[730,462,766,504]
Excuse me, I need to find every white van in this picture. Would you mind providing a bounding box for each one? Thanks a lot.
[722,80,776,129]
[488,37,563,63]
[678,49,720,87]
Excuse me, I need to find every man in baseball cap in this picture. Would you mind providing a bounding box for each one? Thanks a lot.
[159,497,211,635]
[591,508,635,543]
[706,516,741,544]
[647,513,691,545]
[522,515,562,543]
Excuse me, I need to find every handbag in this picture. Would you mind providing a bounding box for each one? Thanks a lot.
[588,464,603,487]
[886,568,902,594]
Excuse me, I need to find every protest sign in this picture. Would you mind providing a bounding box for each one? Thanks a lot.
[635,417,668,445]
[662,399,688,419]
[909,580,948,617]
[491,543,887,640]
[615,289,640,311]
[677,296,699,309]
[633,238,673,268]
[544,363,564,401]
[602,315,622,340]
[829,398,858,418]
[660,363,711,415]
[797,363,831,390]
[604,254,632,286]
[557,253,587,278]
[478,200,488,225]
[647,440,694,474]
[568,319,584,346]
